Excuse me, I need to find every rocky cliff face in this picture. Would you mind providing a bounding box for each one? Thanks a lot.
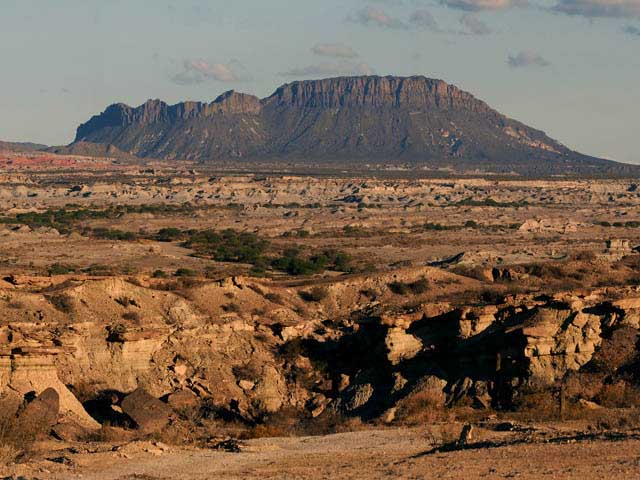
[73,76,627,175]
[3,268,640,425]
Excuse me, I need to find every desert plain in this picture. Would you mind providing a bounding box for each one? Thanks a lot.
[1,151,640,478]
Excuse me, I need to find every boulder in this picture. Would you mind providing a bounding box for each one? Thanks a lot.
[166,390,199,411]
[121,388,173,433]
[385,328,423,365]
[52,418,91,442]
[341,383,374,412]
[15,388,60,438]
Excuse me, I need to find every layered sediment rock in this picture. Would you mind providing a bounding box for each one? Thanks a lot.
[1,271,639,424]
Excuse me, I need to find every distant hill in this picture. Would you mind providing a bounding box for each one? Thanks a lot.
[0,141,48,152]
[74,75,636,176]
[46,141,134,159]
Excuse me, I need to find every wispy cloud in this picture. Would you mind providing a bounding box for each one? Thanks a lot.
[409,9,440,30]
[440,0,517,11]
[507,51,551,68]
[459,14,493,34]
[312,43,359,58]
[347,7,408,29]
[281,62,374,77]
[625,25,640,36]
[172,60,247,85]
[553,0,640,19]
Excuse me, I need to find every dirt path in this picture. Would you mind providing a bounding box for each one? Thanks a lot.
[5,427,640,479]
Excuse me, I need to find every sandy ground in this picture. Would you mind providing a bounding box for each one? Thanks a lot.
[5,426,640,479]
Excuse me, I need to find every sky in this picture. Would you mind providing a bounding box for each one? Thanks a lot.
[1,0,639,163]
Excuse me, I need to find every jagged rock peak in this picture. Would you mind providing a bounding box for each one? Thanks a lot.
[212,90,262,114]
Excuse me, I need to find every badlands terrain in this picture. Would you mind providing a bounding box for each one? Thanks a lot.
[2,150,640,478]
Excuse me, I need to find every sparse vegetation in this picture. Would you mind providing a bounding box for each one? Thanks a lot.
[174,268,197,277]
[47,293,74,314]
[299,287,329,302]
[47,263,76,276]
[152,269,168,278]
[388,278,429,295]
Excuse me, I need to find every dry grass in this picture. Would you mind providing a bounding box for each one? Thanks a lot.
[0,399,37,464]
[243,409,363,439]
[0,444,19,466]
[395,390,453,425]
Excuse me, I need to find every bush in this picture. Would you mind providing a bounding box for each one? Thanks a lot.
[47,263,76,276]
[388,278,429,295]
[122,311,141,323]
[115,296,138,308]
[82,264,114,276]
[299,287,329,302]
[152,269,168,278]
[272,249,352,276]
[47,294,74,314]
[107,323,127,341]
[174,268,197,277]
[185,229,269,264]
[156,227,184,242]
[222,303,241,313]
[265,292,284,305]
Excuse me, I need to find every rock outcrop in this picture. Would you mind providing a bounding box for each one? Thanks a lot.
[2,270,640,425]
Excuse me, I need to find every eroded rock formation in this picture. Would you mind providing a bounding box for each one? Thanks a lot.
[1,268,640,426]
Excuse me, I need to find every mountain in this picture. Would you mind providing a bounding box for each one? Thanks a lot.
[0,141,48,152]
[74,75,633,175]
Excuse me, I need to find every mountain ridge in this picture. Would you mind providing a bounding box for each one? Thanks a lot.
[73,75,632,175]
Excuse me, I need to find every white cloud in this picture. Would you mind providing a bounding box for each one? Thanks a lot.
[172,60,245,85]
[409,9,440,30]
[440,0,516,11]
[347,7,408,29]
[625,24,640,35]
[553,0,640,18]
[281,62,375,77]
[507,51,551,68]
[312,43,359,58]
[459,14,493,34]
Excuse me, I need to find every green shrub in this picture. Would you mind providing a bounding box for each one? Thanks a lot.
[174,268,197,277]
[47,263,76,276]
[156,227,184,242]
[184,229,269,264]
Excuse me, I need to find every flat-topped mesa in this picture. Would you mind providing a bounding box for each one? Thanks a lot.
[264,76,493,113]
[72,74,630,175]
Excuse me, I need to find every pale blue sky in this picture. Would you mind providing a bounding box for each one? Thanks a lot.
[1,0,639,163]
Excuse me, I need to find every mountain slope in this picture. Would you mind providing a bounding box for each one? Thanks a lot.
[0,141,48,152]
[46,141,134,159]
[74,75,631,175]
